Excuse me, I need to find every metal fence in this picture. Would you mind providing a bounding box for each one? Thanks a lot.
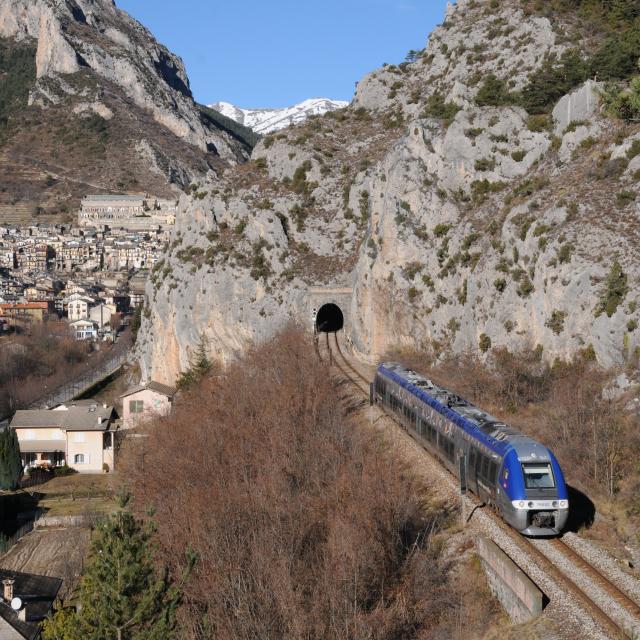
[29,341,131,410]
[0,511,44,555]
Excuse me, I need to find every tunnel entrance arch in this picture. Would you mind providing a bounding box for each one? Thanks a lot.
[315,303,344,333]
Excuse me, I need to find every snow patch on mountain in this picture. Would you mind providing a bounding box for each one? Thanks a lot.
[209,98,349,134]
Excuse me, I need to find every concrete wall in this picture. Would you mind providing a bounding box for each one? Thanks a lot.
[16,428,65,442]
[67,431,104,472]
[122,389,172,428]
[476,536,544,623]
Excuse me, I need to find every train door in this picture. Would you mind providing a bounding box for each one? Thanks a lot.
[468,447,479,496]
[496,462,511,514]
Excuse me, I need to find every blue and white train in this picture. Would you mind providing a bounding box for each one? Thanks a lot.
[374,363,569,536]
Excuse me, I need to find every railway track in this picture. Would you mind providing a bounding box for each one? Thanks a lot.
[323,330,640,639]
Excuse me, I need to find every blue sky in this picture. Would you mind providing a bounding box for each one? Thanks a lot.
[117,0,449,108]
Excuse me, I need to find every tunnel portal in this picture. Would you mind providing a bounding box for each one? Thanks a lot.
[315,303,344,333]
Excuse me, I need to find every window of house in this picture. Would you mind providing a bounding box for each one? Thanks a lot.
[74,453,85,464]
[129,400,144,414]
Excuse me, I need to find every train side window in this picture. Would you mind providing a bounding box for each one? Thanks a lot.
[481,456,489,480]
[489,462,497,482]
[469,448,476,472]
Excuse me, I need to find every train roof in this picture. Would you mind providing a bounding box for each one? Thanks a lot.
[378,362,552,462]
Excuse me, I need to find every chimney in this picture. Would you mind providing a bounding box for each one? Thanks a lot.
[3,579,14,602]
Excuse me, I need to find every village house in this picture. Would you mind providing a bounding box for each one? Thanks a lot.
[121,381,176,428]
[0,301,57,327]
[69,318,98,340]
[89,302,117,329]
[11,400,116,472]
[66,293,95,321]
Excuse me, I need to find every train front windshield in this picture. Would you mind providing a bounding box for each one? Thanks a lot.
[522,463,555,489]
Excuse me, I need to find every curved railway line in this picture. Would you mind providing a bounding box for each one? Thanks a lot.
[322,329,640,639]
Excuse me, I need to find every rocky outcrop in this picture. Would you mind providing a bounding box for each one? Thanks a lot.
[138,0,640,383]
[0,0,245,156]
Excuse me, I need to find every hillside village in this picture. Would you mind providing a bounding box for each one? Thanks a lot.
[0,194,175,340]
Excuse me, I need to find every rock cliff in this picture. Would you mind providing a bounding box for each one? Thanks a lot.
[0,0,255,217]
[138,0,640,383]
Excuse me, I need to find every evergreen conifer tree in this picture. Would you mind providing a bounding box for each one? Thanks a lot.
[176,333,212,390]
[43,491,193,640]
[0,429,22,490]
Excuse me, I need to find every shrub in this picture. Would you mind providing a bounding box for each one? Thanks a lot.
[616,190,636,208]
[474,157,495,172]
[479,333,492,353]
[470,179,506,204]
[422,93,461,126]
[493,277,507,292]
[627,139,640,160]
[433,223,452,237]
[402,262,423,280]
[253,157,267,169]
[527,114,552,132]
[558,243,574,264]
[517,276,534,298]
[545,310,567,335]
[595,260,628,317]
[54,464,77,477]
[291,161,312,194]
[519,50,588,114]
[475,74,516,107]
[511,149,526,162]
[598,77,640,121]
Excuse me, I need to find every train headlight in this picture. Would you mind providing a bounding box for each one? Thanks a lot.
[528,501,534,508]
[518,501,525,508]
[559,500,568,509]
[552,501,558,508]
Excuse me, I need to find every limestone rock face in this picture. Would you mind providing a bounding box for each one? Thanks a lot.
[0,0,247,160]
[552,80,603,136]
[138,0,640,384]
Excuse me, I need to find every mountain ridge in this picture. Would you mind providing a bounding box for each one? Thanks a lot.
[209,98,349,134]
[0,0,255,219]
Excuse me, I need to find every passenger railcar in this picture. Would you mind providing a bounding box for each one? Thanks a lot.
[374,363,569,536]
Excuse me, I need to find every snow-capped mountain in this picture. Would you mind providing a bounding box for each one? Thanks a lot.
[208,98,349,135]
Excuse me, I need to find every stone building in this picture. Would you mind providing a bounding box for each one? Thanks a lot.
[78,195,176,230]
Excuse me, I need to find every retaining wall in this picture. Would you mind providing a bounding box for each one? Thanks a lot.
[476,536,544,622]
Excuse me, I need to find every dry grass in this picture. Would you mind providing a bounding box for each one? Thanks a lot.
[14,473,116,518]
